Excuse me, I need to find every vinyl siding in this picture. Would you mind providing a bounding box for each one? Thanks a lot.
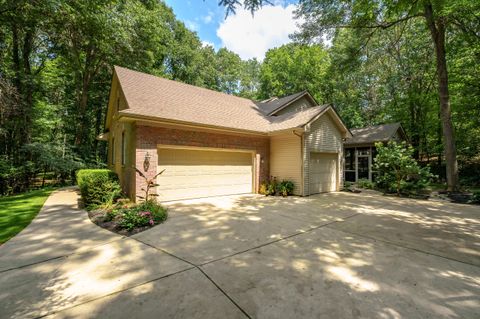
[274,96,314,116]
[270,133,303,195]
[303,112,343,194]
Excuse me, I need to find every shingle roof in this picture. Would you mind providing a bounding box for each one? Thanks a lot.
[256,91,307,115]
[345,123,403,145]
[114,66,328,133]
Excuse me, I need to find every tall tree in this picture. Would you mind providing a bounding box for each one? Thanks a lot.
[259,43,330,102]
[290,0,480,191]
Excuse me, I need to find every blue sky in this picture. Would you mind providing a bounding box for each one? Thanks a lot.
[164,0,300,61]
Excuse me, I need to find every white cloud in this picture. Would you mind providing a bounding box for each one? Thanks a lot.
[216,4,300,60]
[185,20,199,31]
[201,40,215,48]
[202,11,214,24]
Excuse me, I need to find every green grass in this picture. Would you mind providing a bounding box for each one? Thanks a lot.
[0,188,55,244]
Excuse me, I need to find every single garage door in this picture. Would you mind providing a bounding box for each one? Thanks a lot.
[156,148,253,201]
[309,152,338,194]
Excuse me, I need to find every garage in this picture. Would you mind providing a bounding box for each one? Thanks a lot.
[156,147,253,201]
[309,152,338,194]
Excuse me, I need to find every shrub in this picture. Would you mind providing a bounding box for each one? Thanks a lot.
[374,141,435,196]
[259,178,277,196]
[356,179,374,189]
[470,191,480,204]
[277,180,294,197]
[76,169,123,209]
[118,200,168,231]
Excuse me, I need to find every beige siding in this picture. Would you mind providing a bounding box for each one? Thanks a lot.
[303,112,343,194]
[270,133,303,195]
[274,96,314,116]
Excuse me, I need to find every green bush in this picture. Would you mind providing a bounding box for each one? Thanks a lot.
[470,191,480,204]
[76,169,122,209]
[374,141,434,196]
[118,200,168,231]
[277,180,294,197]
[259,178,277,196]
[356,179,374,189]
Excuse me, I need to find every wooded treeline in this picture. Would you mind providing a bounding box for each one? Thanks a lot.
[1,0,479,194]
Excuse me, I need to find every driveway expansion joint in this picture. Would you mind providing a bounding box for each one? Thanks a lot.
[327,226,480,268]
[33,266,195,319]
[130,236,252,318]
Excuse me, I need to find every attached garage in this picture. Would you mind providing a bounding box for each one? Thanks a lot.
[308,152,338,194]
[156,147,253,201]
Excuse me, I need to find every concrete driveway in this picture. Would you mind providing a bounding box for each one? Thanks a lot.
[0,189,479,318]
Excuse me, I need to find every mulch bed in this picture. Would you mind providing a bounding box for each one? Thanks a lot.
[88,209,152,236]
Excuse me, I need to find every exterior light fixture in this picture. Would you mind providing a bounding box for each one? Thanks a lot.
[143,152,151,172]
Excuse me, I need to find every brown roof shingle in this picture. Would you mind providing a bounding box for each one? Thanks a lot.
[345,123,404,145]
[115,66,328,133]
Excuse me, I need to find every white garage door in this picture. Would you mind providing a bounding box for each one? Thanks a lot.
[309,152,338,194]
[156,148,253,201]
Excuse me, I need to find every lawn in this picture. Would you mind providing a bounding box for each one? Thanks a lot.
[0,188,55,244]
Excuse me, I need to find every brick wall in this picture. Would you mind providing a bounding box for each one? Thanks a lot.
[135,125,270,200]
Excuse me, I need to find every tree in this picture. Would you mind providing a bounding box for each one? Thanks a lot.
[292,0,480,191]
[259,43,330,102]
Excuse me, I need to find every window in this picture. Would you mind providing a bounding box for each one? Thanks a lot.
[111,138,115,164]
[121,131,126,165]
[344,148,355,171]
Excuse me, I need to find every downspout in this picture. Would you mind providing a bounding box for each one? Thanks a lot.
[293,130,305,196]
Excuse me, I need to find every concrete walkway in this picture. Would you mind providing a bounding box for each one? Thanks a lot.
[0,188,479,318]
[0,189,241,319]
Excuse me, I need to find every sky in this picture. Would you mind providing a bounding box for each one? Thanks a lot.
[164,0,300,61]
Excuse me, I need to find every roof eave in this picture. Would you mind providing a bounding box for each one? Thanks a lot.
[117,112,270,136]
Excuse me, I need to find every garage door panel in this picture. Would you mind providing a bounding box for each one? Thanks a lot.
[157,148,253,201]
[309,152,338,194]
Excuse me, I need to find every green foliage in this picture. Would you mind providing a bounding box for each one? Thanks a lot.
[259,43,330,103]
[470,192,480,204]
[356,179,374,190]
[118,200,167,231]
[259,178,277,196]
[276,180,295,197]
[76,169,122,208]
[0,0,260,195]
[374,142,435,195]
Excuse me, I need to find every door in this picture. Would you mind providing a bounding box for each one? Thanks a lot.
[156,148,253,201]
[309,152,338,194]
[357,156,369,180]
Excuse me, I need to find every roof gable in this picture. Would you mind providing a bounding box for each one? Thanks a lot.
[257,91,317,116]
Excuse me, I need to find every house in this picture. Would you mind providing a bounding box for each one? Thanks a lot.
[344,123,407,183]
[101,66,351,202]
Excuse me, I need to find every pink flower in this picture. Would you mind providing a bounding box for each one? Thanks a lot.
[138,211,151,217]
[149,219,154,225]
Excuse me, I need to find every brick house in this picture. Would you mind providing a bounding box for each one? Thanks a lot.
[100,66,351,202]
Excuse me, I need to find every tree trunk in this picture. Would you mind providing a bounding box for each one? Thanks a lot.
[74,73,91,146]
[424,3,459,192]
